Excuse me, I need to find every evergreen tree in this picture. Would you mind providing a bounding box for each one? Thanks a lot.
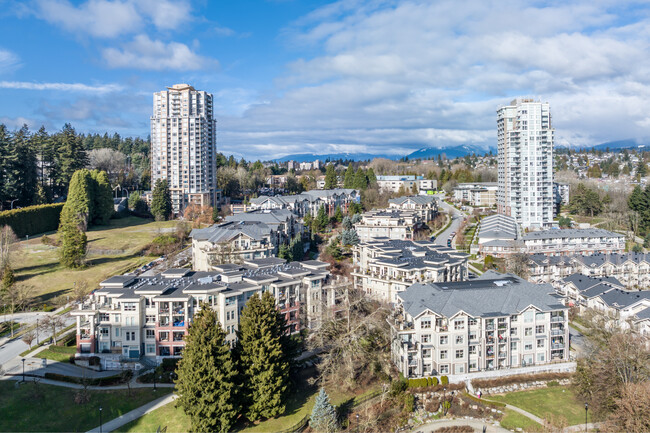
[304,212,313,231]
[324,165,338,189]
[316,206,329,231]
[58,217,87,268]
[2,265,15,290]
[366,167,377,186]
[151,179,172,221]
[638,160,648,179]
[310,388,338,433]
[90,170,114,225]
[176,304,240,433]
[290,236,304,261]
[341,216,352,230]
[340,229,359,246]
[236,292,290,421]
[278,244,292,261]
[55,124,88,197]
[343,165,355,189]
[60,169,94,231]
[334,206,343,223]
[353,168,368,190]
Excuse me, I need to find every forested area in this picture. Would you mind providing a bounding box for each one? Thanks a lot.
[0,123,150,210]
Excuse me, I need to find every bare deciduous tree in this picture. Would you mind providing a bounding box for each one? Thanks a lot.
[87,148,126,180]
[0,225,17,272]
[604,381,650,433]
[22,330,35,348]
[2,283,33,338]
[39,314,67,344]
[505,253,530,279]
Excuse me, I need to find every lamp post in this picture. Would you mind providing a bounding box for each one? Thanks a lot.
[36,318,39,345]
[10,199,18,210]
[21,358,25,382]
[153,372,156,392]
[99,406,103,433]
[443,386,447,415]
[584,403,588,432]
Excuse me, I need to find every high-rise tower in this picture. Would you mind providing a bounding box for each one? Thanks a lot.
[497,99,554,229]
[151,84,217,215]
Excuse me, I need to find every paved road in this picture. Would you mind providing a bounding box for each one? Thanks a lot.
[415,418,510,433]
[569,324,587,356]
[434,195,467,247]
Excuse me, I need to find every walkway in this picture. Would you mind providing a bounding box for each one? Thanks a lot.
[3,372,175,391]
[86,393,178,433]
[416,418,510,433]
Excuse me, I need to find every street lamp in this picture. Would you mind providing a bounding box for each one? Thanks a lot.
[10,199,18,209]
[585,403,588,432]
[21,358,25,382]
[153,372,157,392]
[36,318,39,345]
[99,406,103,433]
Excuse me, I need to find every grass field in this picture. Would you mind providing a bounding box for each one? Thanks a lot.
[33,345,77,362]
[119,370,378,433]
[500,409,543,431]
[0,380,172,432]
[489,386,584,427]
[9,217,177,307]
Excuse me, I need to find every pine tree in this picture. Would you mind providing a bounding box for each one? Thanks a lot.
[342,216,352,230]
[151,179,172,221]
[324,165,338,189]
[310,388,338,433]
[316,206,329,232]
[58,217,87,268]
[236,291,290,421]
[60,169,94,231]
[176,304,240,433]
[343,165,355,189]
[366,167,377,186]
[353,168,368,190]
[90,170,114,225]
[278,244,292,261]
[334,206,343,223]
[55,124,88,197]
[2,265,15,290]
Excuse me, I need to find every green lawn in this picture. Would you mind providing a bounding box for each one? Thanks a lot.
[120,371,379,433]
[34,345,77,362]
[489,386,584,427]
[500,409,543,432]
[10,217,176,307]
[0,380,172,432]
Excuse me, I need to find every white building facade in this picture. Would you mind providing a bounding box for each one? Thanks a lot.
[497,99,554,229]
[151,84,217,215]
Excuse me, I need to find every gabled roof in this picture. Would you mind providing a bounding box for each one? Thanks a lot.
[190,221,273,243]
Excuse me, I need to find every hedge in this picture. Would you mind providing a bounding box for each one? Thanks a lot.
[0,203,65,238]
[44,371,131,386]
[408,376,440,388]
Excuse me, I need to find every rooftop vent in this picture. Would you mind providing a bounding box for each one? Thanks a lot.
[493,280,511,287]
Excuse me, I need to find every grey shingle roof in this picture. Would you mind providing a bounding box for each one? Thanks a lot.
[562,273,623,292]
[190,221,273,243]
[388,195,437,206]
[398,271,563,318]
[522,228,624,241]
[598,289,650,308]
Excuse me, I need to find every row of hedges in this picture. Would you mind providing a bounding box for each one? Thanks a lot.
[471,372,573,389]
[44,370,132,386]
[408,375,450,388]
[0,203,65,238]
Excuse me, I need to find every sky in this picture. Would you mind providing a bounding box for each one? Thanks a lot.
[1,0,650,160]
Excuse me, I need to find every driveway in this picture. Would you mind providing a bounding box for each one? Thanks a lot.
[434,196,467,247]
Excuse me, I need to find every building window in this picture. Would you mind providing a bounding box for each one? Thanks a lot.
[536,312,545,321]
[440,336,448,345]
[421,319,431,329]
[510,341,518,351]
[421,334,431,344]
[439,365,449,374]
[525,342,533,351]
[146,345,155,354]
[469,361,478,371]
[440,350,448,360]
[124,303,136,311]
[455,350,464,359]
[100,328,109,336]
[536,325,545,334]
[146,315,156,324]
[468,318,477,326]
[510,327,518,336]
[469,331,477,341]
[422,349,432,358]
[455,335,464,344]
[100,313,110,322]
[454,320,465,330]
[537,339,545,348]
[159,331,169,342]
[146,329,155,339]
[523,311,534,323]
[115,328,120,337]
[525,327,533,336]
[469,345,477,355]
[114,314,121,323]
[537,353,545,362]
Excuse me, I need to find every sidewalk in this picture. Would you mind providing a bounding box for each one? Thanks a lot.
[3,373,175,390]
[86,393,178,433]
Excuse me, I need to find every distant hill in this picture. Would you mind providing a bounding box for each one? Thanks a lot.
[273,152,392,163]
[591,139,648,151]
[406,144,496,159]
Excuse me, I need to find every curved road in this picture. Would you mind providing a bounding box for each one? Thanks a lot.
[434,194,467,247]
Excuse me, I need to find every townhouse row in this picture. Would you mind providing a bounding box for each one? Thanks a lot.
[72,258,346,361]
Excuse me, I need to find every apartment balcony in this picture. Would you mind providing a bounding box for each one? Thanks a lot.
[551,343,565,350]
[551,328,564,336]
[550,315,565,323]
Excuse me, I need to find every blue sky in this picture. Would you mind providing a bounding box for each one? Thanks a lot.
[1,0,650,159]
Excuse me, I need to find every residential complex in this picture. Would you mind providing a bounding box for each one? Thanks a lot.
[452,183,498,207]
[72,258,345,361]
[477,215,624,257]
[352,239,468,304]
[497,99,554,229]
[354,210,424,242]
[388,195,438,222]
[390,271,569,378]
[528,252,650,289]
[376,175,437,194]
[555,273,650,335]
[248,189,359,217]
[151,84,217,214]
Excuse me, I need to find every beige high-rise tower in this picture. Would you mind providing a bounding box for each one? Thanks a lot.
[151,84,217,215]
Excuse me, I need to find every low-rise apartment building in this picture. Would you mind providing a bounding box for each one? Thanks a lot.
[390,271,569,379]
[527,253,650,289]
[354,210,424,242]
[376,175,437,194]
[71,258,346,362]
[225,209,303,245]
[352,239,469,304]
[522,228,625,256]
[453,183,498,207]
[388,195,438,222]
[249,189,359,218]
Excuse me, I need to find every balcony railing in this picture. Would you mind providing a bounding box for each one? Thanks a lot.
[551,329,564,336]
[551,316,565,322]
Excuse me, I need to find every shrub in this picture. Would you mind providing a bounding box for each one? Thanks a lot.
[441,375,449,386]
[41,235,60,246]
[547,380,560,387]
[390,377,408,396]
[161,357,180,371]
[0,203,65,238]
[43,372,126,386]
[471,372,572,389]
[42,304,55,312]
[402,393,415,413]
[89,356,100,366]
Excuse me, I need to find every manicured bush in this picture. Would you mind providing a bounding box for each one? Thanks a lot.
[471,372,572,389]
[161,357,180,371]
[89,356,100,366]
[0,203,65,238]
[440,375,449,386]
[43,372,126,386]
[430,376,439,387]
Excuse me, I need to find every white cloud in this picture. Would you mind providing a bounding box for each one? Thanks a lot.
[214,25,236,37]
[0,48,20,73]
[102,34,215,70]
[0,81,123,93]
[35,0,141,38]
[132,0,192,30]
